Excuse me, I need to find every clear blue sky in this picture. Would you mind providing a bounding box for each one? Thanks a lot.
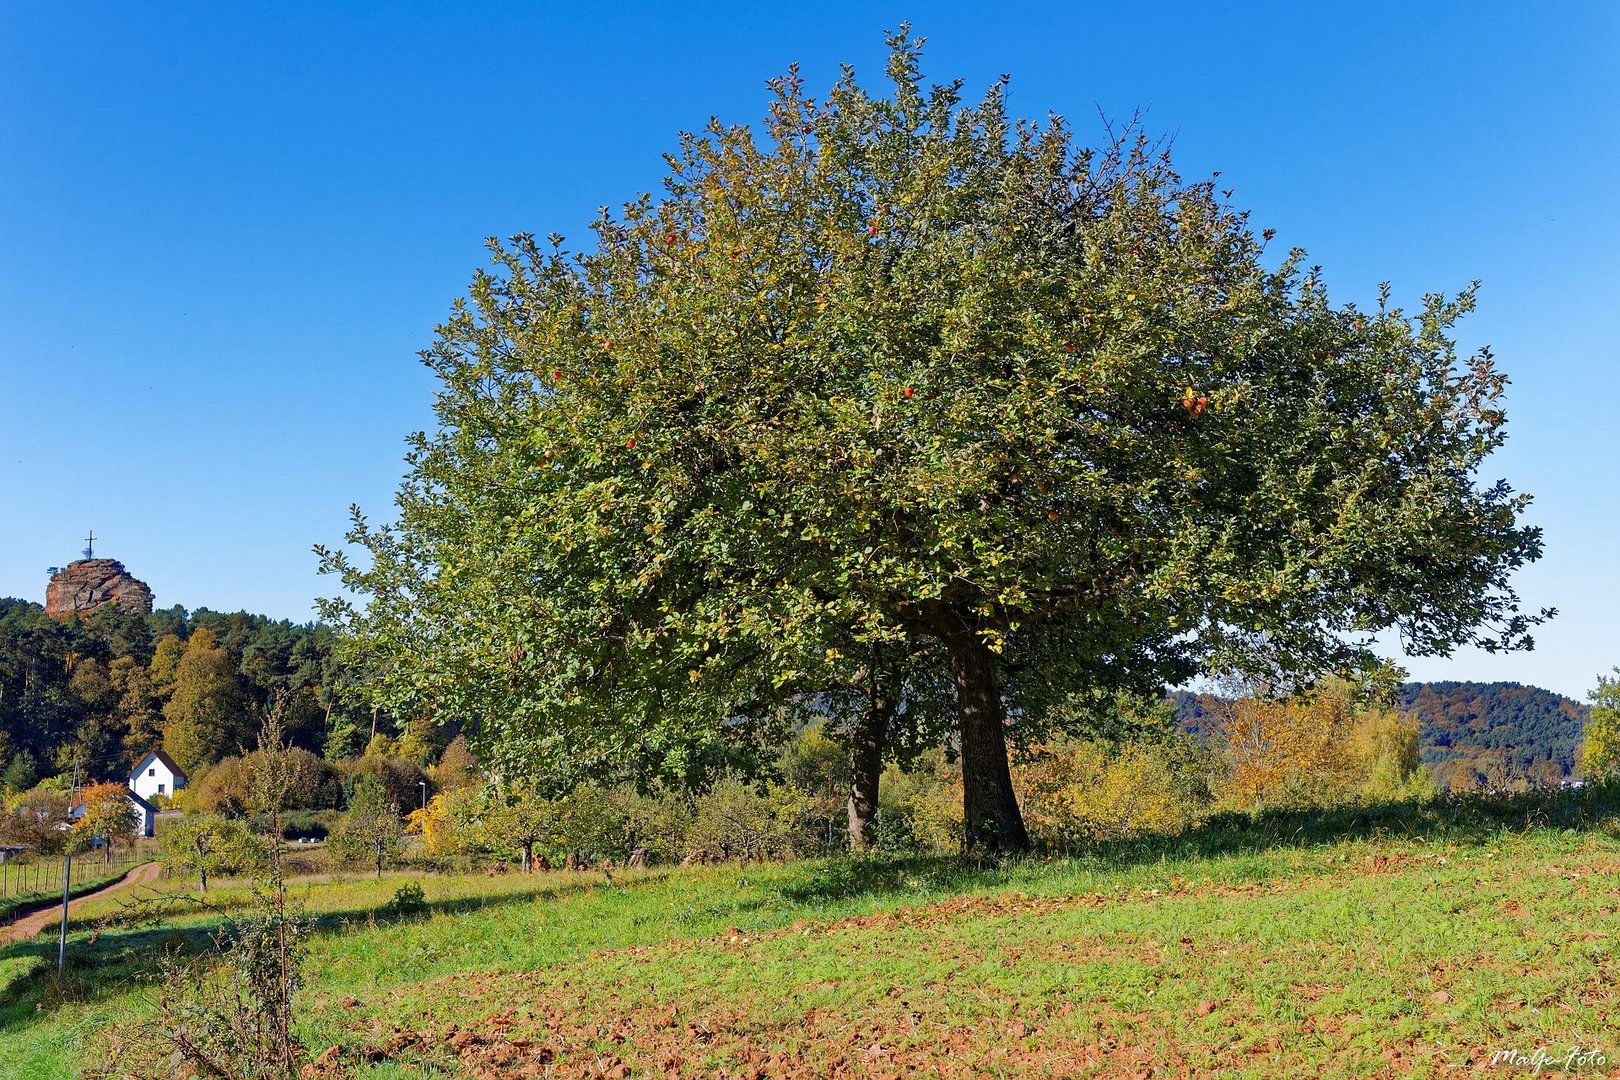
[2,3,1615,699]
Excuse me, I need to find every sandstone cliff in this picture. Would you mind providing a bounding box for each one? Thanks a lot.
[45,559,154,616]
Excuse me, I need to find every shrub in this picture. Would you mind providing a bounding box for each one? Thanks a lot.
[1581,669,1620,780]
[338,752,427,814]
[385,880,428,916]
[1353,707,1437,803]
[686,773,813,861]
[1215,680,1440,811]
[873,749,962,854]
[195,748,338,816]
[430,735,479,791]
[777,724,850,853]
[404,792,458,855]
[1017,735,1215,847]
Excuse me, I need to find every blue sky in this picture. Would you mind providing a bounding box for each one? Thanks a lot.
[1,3,1615,699]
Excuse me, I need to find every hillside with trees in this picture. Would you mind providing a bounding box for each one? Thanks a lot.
[0,597,383,790]
[1401,681,1587,790]
[1172,682,1589,791]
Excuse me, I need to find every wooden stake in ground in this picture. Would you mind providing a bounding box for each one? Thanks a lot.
[57,758,80,976]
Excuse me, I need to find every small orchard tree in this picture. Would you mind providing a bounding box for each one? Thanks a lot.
[331,773,403,877]
[160,814,263,893]
[321,29,1546,852]
[465,782,557,873]
[0,786,73,853]
[1581,669,1620,780]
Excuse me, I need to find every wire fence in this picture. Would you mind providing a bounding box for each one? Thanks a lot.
[0,847,150,904]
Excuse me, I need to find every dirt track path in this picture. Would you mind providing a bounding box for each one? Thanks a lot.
[0,861,163,945]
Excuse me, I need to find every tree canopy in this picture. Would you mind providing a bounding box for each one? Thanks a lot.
[1580,670,1620,781]
[320,30,1545,851]
[0,599,368,791]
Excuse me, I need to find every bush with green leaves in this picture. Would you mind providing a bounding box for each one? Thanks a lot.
[872,749,963,855]
[1581,669,1620,781]
[194,747,339,817]
[685,773,814,861]
[386,879,428,916]
[1017,734,1217,847]
[328,773,404,877]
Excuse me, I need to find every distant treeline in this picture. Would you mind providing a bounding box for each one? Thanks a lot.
[1171,682,1590,791]
[0,597,388,791]
[1401,681,1587,790]
[2,588,1592,801]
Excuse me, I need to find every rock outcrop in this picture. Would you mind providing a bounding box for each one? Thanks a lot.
[45,559,154,616]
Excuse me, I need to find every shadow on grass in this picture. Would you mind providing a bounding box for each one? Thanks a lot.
[0,920,218,1037]
[0,866,668,1028]
[773,780,1620,907]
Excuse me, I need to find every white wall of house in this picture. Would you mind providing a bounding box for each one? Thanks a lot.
[129,753,184,803]
[133,797,154,838]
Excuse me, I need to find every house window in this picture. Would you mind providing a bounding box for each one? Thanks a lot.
[158,783,165,794]
[149,768,156,777]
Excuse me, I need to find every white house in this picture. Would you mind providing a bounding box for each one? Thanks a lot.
[70,788,157,838]
[129,748,187,803]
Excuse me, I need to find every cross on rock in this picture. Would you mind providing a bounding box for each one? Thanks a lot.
[83,530,96,560]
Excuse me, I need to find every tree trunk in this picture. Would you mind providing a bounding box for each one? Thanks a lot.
[847,685,894,851]
[521,842,533,874]
[941,620,1029,853]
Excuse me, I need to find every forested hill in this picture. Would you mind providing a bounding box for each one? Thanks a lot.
[0,596,377,792]
[1401,681,1587,790]
[1171,682,1589,790]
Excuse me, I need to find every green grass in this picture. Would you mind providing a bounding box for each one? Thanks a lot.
[4,788,1619,1078]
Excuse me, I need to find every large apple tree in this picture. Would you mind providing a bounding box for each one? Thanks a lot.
[320,31,1545,851]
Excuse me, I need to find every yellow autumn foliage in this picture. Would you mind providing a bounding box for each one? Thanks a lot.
[404,791,457,855]
[1016,737,1212,846]
[1219,681,1433,810]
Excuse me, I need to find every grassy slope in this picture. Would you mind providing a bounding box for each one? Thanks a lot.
[4,796,1619,1078]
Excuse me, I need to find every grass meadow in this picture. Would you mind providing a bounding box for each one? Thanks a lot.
[2,788,1618,1078]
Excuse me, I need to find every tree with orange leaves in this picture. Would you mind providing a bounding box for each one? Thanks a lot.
[73,780,140,863]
